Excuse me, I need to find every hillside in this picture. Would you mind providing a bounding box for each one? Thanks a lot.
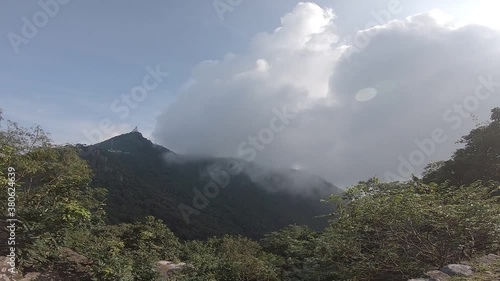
[78,131,341,240]
[1,108,498,281]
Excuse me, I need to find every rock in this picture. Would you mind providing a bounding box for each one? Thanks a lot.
[477,254,500,265]
[21,272,65,281]
[408,279,436,281]
[18,272,41,281]
[1,248,92,281]
[425,270,450,280]
[156,261,188,278]
[0,256,22,281]
[0,256,66,281]
[60,247,92,265]
[55,247,93,279]
[440,264,474,277]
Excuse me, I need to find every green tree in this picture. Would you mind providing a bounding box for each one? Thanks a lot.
[261,225,320,281]
[121,216,182,280]
[179,235,281,281]
[0,112,106,276]
[316,178,500,281]
[424,107,500,185]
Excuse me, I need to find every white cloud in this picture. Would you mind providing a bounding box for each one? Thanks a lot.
[154,2,500,188]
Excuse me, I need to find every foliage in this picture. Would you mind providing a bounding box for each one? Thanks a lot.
[120,216,182,280]
[315,178,500,281]
[0,116,106,272]
[424,107,500,185]
[2,107,500,281]
[0,112,181,280]
[261,225,321,280]
[81,131,335,240]
[63,217,182,281]
[176,235,282,281]
[454,257,500,281]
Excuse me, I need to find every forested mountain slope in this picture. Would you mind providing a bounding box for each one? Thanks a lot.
[79,132,340,240]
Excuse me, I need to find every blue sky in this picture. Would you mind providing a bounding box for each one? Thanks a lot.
[0,0,483,143]
[2,1,500,186]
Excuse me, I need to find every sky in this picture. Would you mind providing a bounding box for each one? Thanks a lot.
[2,0,500,187]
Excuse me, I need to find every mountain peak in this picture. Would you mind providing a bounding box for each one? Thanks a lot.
[92,131,170,154]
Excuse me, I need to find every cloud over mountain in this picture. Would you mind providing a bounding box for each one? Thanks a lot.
[154,2,500,187]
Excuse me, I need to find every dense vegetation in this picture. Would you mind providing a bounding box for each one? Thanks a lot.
[423,107,500,186]
[1,107,499,280]
[79,131,339,240]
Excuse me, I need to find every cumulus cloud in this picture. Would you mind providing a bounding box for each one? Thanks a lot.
[154,2,500,187]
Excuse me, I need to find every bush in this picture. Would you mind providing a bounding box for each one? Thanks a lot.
[315,178,500,281]
[178,235,281,281]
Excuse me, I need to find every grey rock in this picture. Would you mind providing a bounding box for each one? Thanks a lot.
[18,272,41,281]
[0,256,21,281]
[0,255,72,281]
[21,272,64,281]
[426,269,450,280]
[156,261,188,278]
[477,254,500,265]
[441,264,474,276]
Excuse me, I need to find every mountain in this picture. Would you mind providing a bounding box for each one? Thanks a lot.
[78,131,341,240]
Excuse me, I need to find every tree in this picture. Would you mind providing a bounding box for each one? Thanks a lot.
[261,225,320,281]
[424,107,500,185]
[121,216,182,280]
[315,178,500,281]
[179,235,281,281]
[0,111,106,276]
